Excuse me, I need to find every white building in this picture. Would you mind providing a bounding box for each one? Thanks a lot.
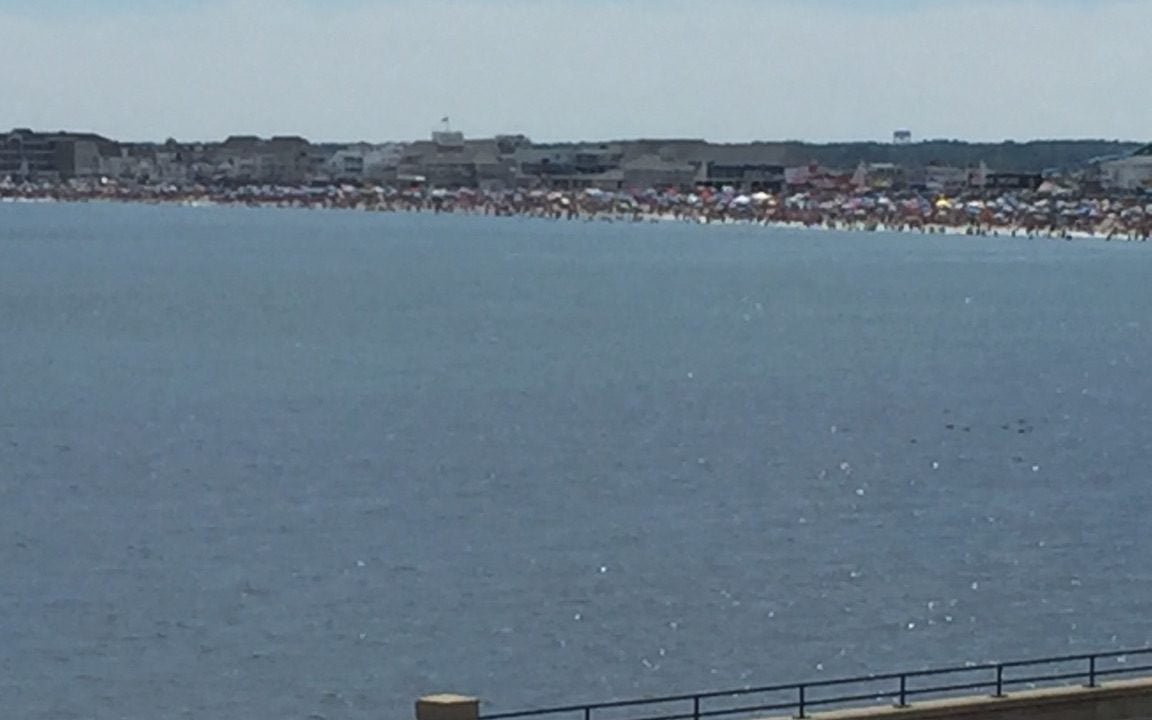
[1100,145,1152,191]
[323,143,406,182]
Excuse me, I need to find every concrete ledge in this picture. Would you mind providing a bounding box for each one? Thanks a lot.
[768,677,1152,720]
[417,694,480,720]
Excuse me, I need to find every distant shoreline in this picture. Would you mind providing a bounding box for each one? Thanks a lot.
[2,185,1149,242]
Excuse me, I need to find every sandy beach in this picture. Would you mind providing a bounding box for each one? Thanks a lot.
[2,179,1149,241]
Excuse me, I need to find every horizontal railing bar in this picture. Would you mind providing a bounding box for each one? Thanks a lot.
[690,683,809,701]
[895,665,998,679]
[482,707,603,719]
[904,679,996,697]
[696,700,804,718]
[482,712,587,720]
[1095,664,1152,678]
[499,694,704,714]
[1002,670,1088,686]
[799,667,985,691]
[477,647,1152,720]
[1000,648,1152,669]
[1000,656,1088,669]
[587,698,698,710]
[803,691,895,709]
[620,712,697,720]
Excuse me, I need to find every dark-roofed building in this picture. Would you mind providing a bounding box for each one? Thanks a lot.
[206,135,314,183]
[621,154,697,190]
[393,131,520,188]
[398,140,472,187]
[670,142,794,190]
[699,161,786,191]
[512,143,627,188]
[985,172,1043,191]
[0,128,118,180]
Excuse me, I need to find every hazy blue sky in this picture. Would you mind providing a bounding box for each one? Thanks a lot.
[1,0,1148,143]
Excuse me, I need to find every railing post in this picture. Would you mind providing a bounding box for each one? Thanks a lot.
[583,707,591,720]
[692,696,700,720]
[1088,655,1097,688]
[897,674,907,707]
[796,684,806,719]
[417,694,480,720]
[994,665,1004,698]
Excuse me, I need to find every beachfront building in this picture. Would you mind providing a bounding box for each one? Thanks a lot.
[851,162,905,191]
[675,143,791,191]
[0,129,57,178]
[471,147,514,191]
[397,132,518,189]
[984,172,1043,191]
[320,143,406,183]
[495,134,532,155]
[399,138,473,188]
[100,144,161,183]
[917,163,970,191]
[694,161,783,191]
[1099,145,1152,191]
[99,140,219,184]
[620,154,697,191]
[785,163,854,191]
[514,143,628,190]
[0,128,117,181]
[204,135,314,184]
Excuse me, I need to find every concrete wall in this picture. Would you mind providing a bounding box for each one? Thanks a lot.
[775,677,1152,720]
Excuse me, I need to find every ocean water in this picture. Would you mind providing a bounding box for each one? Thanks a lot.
[2,202,1151,720]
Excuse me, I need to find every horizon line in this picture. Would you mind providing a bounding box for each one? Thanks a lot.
[4,127,1148,147]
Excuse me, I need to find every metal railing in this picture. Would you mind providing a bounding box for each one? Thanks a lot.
[479,648,1152,720]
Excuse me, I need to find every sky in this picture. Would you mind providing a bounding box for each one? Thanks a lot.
[0,0,1148,144]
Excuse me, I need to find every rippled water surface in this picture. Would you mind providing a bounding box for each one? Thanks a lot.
[2,202,1151,720]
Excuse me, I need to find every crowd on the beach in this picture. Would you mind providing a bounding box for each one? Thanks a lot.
[2,179,1150,240]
